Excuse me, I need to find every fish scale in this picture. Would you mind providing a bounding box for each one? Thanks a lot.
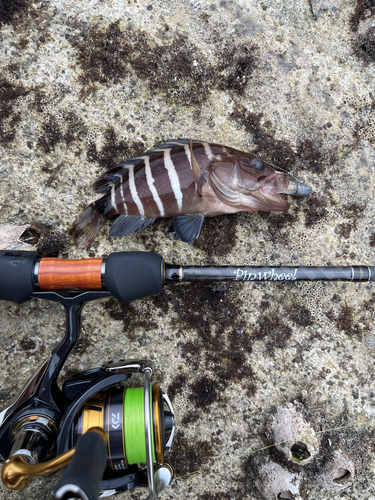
[71,139,313,246]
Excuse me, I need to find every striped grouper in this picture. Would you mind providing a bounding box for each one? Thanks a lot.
[71,139,312,246]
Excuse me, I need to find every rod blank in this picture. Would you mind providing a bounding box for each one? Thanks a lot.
[164,265,375,283]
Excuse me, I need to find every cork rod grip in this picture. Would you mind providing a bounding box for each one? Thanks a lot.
[38,258,103,290]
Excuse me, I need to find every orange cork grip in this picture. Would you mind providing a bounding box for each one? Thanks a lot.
[38,258,103,290]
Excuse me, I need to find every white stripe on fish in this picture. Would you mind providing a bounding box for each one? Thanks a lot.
[202,142,214,161]
[144,156,165,216]
[162,149,183,210]
[128,165,145,216]
[113,173,128,214]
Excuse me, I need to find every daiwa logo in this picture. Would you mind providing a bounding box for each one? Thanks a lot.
[233,268,298,281]
[111,412,120,430]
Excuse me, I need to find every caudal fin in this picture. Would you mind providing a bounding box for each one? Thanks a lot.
[70,203,106,248]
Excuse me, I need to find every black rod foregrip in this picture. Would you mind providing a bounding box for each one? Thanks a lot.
[0,250,40,303]
[104,251,164,302]
[53,431,107,500]
[165,265,375,282]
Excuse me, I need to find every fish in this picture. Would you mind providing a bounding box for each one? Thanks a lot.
[71,139,312,247]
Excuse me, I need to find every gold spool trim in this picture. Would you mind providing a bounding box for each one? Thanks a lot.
[153,383,164,464]
[81,393,105,435]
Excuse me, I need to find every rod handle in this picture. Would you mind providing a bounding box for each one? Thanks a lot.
[38,258,103,290]
[53,428,107,500]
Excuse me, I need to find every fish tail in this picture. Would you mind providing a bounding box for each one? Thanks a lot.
[70,203,106,248]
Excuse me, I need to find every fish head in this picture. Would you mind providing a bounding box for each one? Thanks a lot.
[208,153,312,212]
[210,156,290,211]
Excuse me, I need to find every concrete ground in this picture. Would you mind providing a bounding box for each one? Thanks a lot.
[1,0,375,498]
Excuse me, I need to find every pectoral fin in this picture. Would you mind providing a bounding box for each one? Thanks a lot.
[172,215,205,243]
[190,139,206,196]
[109,215,155,238]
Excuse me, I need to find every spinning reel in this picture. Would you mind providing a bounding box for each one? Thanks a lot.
[0,251,175,499]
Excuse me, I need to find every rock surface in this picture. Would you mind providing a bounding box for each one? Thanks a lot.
[1,0,375,498]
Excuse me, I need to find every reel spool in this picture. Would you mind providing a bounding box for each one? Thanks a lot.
[76,384,174,472]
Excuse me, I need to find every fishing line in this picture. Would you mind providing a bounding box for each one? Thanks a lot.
[124,387,156,465]
[174,418,375,481]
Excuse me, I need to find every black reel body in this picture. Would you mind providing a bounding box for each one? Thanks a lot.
[0,290,175,500]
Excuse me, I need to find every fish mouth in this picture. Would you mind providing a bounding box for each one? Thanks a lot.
[258,173,291,211]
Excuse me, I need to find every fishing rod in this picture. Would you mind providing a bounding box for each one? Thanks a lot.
[0,250,373,305]
[0,249,372,499]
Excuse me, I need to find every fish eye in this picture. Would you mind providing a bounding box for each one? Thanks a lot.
[251,159,264,170]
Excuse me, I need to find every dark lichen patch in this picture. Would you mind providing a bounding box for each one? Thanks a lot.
[103,297,157,341]
[30,222,68,256]
[68,22,135,97]
[350,0,375,32]
[64,112,88,146]
[0,77,23,145]
[301,193,328,228]
[297,138,337,173]
[253,311,292,354]
[163,282,256,408]
[19,337,37,351]
[131,33,210,106]
[37,114,63,153]
[0,0,34,26]
[288,304,314,327]
[336,203,366,238]
[215,44,259,96]
[231,105,298,169]
[167,372,188,401]
[75,334,92,354]
[192,213,241,258]
[137,218,170,254]
[69,22,259,103]
[87,125,144,170]
[37,111,88,155]
[168,431,214,476]
[231,104,337,174]
[257,209,299,241]
[326,303,360,338]
[189,375,221,409]
[354,26,375,63]
[41,161,60,188]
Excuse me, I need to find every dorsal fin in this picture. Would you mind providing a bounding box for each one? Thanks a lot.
[93,139,197,194]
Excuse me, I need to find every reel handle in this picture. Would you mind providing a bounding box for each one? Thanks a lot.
[54,428,107,500]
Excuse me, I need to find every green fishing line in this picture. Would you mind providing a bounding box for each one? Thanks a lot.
[124,386,156,465]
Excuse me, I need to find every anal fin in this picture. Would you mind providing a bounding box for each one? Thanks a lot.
[172,214,204,243]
